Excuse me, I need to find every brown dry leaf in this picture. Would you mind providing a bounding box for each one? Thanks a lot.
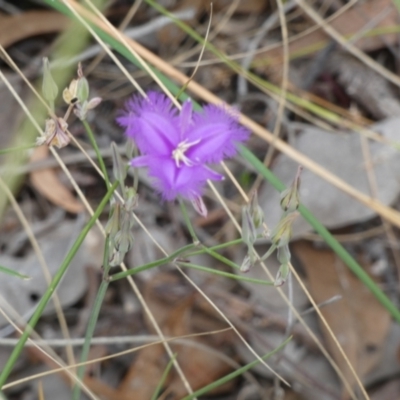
[116,339,166,400]
[164,296,234,399]
[0,11,69,48]
[30,146,83,213]
[257,0,397,69]
[292,241,390,392]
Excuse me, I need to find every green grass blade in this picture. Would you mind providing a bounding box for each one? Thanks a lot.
[151,353,177,400]
[0,265,30,280]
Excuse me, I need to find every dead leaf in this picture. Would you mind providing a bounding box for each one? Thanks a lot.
[0,11,69,48]
[292,241,390,392]
[30,146,83,213]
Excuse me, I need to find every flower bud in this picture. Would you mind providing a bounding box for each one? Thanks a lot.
[249,191,264,229]
[274,262,289,287]
[240,251,257,273]
[76,76,89,103]
[241,206,257,247]
[42,58,58,106]
[280,166,302,212]
[105,203,121,245]
[112,142,127,184]
[124,187,138,212]
[271,211,299,248]
[240,254,252,273]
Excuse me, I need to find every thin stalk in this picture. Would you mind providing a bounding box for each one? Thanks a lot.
[179,198,198,243]
[0,181,118,389]
[186,238,243,256]
[109,243,197,282]
[177,261,273,285]
[82,120,110,189]
[150,353,177,400]
[72,235,111,400]
[182,336,292,400]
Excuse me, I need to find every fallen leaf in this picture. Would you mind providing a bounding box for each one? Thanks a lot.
[292,241,390,392]
[30,146,83,213]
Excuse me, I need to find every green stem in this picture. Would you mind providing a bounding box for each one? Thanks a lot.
[185,238,243,256]
[200,245,242,270]
[179,198,198,243]
[72,235,111,400]
[150,353,177,400]
[82,120,110,189]
[0,181,118,389]
[177,261,273,285]
[109,243,197,282]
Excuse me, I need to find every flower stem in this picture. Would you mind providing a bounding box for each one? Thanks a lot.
[108,243,198,282]
[177,261,273,285]
[179,198,198,243]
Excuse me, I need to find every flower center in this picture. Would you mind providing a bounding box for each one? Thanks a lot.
[172,139,200,167]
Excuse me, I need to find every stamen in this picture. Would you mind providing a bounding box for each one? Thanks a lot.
[172,139,200,167]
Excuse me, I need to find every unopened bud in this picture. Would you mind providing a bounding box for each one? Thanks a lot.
[280,166,302,212]
[76,76,89,103]
[241,206,257,247]
[274,262,289,287]
[277,244,291,265]
[42,58,58,106]
[249,191,264,229]
[240,250,257,273]
[240,254,252,273]
[105,203,121,245]
[271,211,299,248]
[124,188,138,213]
[112,142,127,185]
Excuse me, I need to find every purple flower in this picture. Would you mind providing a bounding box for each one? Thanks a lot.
[117,91,250,215]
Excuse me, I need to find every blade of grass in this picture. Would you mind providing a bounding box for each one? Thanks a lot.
[150,353,177,400]
[0,181,118,390]
[0,266,30,280]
